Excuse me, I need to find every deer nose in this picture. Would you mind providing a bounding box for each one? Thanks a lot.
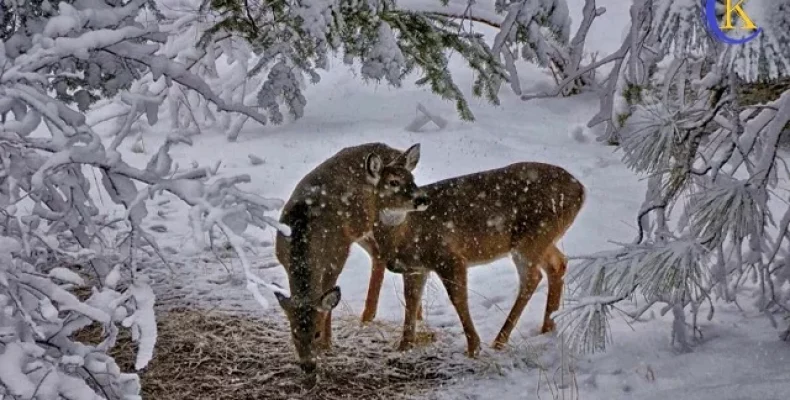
[299,359,317,374]
[414,193,430,209]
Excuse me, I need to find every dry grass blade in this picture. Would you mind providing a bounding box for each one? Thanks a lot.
[75,308,482,400]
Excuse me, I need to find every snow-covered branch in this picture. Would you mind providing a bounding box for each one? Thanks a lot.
[559,0,790,355]
[0,1,286,398]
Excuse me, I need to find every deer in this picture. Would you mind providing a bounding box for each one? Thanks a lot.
[370,162,585,357]
[273,142,429,374]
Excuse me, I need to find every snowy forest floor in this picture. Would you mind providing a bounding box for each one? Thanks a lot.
[95,1,790,398]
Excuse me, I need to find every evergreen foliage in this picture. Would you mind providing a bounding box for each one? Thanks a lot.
[553,0,790,353]
[204,0,581,121]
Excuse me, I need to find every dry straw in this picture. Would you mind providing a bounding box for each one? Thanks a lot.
[75,308,490,400]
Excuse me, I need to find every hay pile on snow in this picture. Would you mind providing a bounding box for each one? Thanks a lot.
[76,308,509,400]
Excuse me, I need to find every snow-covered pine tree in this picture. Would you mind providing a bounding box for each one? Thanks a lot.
[490,0,599,96]
[522,0,663,145]
[0,1,285,397]
[204,0,503,121]
[395,0,589,97]
[91,0,270,143]
[205,0,587,121]
[549,0,790,354]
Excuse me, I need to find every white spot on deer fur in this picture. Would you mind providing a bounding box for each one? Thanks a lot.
[380,209,408,226]
[527,169,539,182]
[477,192,487,199]
[560,193,565,208]
[444,221,455,230]
[551,198,557,213]
[305,198,314,205]
[523,186,529,193]
[486,216,506,232]
[341,191,353,205]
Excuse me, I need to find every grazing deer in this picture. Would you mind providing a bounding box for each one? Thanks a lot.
[371,162,585,357]
[273,142,428,373]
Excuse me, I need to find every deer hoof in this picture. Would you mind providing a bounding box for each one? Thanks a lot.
[465,347,481,358]
[465,340,482,358]
[397,339,415,352]
[360,312,376,324]
[540,321,556,334]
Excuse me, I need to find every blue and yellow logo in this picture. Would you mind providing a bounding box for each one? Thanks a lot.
[704,0,763,44]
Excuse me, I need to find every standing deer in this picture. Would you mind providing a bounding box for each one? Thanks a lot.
[371,162,585,357]
[273,142,428,374]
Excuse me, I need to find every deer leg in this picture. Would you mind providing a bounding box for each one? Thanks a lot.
[361,260,385,323]
[317,247,350,352]
[540,244,567,334]
[359,237,385,323]
[360,237,424,323]
[318,311,333,352]
[492,250,544,350]
[436,258,481,358]
[398,269,429,351]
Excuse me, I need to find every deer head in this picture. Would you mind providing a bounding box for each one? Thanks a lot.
[367,144,430,226]
[274,287,340,374]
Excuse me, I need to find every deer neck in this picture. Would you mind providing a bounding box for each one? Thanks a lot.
[283,202,325,302]
[373,211,411,257]
[379,208,411,227]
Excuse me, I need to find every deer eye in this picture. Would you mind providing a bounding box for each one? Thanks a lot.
[389,180,400,187]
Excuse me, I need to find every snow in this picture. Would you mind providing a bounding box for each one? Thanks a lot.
[53,0,789,398]
[123,281,158,370]
[0,343,38,397]
[361,22,407,85]
[48,267,87,286]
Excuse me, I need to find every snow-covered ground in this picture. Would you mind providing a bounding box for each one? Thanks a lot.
[104,1,790,398]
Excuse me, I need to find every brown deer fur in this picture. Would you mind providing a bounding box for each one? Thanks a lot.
[274,142,427,373]
[372,162,585,356]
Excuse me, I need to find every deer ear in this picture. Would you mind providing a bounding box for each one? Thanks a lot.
[316,286,341,312]
[392,144,420,171]
[274,291,292,311]
[366,153,382,183]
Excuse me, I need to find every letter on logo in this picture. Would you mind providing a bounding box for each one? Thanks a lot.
[720,0,758,30]
[705,0,762,45]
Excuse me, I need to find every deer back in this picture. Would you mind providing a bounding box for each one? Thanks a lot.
[375,162,586,270]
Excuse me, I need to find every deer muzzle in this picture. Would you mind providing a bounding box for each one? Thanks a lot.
[299,358,317,374]
[413,192,430,211]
